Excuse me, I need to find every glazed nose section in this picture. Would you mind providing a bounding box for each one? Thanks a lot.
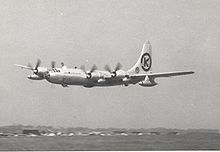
[27,74,44,80]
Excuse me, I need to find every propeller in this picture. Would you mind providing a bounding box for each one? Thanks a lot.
[90,64,97,73]
[51,61,56,68]
[35,59,41,69]
[80,64,97,79]
[104,64,111,73]
[104,62,122,77]
[33,59,41,74]
[27,63,33,70]
[15,59,50,79]
[80,65,86,72]
[61,62,64,67]
[115,62,122,71]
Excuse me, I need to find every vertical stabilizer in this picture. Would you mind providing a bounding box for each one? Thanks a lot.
[127,40,152,75]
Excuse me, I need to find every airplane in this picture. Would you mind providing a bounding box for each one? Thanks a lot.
[14,41,194,88]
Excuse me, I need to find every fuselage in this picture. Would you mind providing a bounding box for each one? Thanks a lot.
[45,68,140,87]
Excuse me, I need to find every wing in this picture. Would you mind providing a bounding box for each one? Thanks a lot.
[14,64,33,70]
[130,71,194,80]
[147,71,194,78]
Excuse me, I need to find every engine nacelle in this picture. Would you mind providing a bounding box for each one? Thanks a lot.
[86,72,100,80]
[114,70,126,79]
[138,76,157,87]
[34,67,49,77]
[27,74,44,80]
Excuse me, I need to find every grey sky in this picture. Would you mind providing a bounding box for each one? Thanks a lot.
[0,0,220,129]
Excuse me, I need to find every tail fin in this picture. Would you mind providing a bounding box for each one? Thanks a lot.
[127,40,152,75]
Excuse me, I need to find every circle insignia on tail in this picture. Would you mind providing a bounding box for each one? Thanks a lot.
[135,67,140,73]
[141,53,152,72]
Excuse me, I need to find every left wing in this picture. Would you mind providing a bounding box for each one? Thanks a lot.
[130,71,194,79]
[14,64,33,70]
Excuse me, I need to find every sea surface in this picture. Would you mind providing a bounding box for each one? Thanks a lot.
[0,132,220,150]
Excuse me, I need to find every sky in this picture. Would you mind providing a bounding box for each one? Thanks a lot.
[0,0,220,129]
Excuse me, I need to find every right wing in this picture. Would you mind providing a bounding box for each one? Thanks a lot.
[147,71,194,78]
[130,71,194,80]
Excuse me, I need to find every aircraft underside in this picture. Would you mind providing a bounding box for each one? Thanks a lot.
[46,76,141,87]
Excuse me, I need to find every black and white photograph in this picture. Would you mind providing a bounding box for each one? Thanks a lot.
[0,0,220,150]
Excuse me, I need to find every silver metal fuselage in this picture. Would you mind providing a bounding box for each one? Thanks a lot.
[45,68,139,87]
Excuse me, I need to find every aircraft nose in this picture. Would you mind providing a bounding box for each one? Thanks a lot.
[27,75,31,79]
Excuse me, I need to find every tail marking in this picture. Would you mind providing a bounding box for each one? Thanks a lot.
[141,53,152,72]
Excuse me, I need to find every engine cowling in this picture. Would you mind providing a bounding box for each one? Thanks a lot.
[86,72,100,80]
[34,67,49,77]
[113,70,126,79]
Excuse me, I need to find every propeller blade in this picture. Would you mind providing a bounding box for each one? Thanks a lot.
[27,63,33,70]
[61,62,64,67]
[114,62,122,71]
[104,64,112,72]
[80,65,86,73]
[35,59,41,69]
[90,64,97,73]
[51,61,56,68]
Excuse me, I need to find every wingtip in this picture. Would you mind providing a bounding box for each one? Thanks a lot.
[145,40,150,44]
[184,70,194,74]
[14,64,20,67]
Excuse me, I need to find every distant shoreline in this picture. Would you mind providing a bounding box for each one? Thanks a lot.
[0,124,219,134]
